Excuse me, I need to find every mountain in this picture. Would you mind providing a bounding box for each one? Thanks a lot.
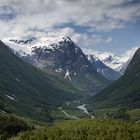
[0,40,81,122]
[3,36,109,95]
[89,48,140,109]
[86,54,121,80]
[116,58,132,74]
[90,50,125,70]
[4,37,99,73]
[91,49,137,74]
[102,55,125,70]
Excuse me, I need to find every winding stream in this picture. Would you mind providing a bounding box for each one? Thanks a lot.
[77,104,94,118]
[58,107,79,119]
[58,103,94,119]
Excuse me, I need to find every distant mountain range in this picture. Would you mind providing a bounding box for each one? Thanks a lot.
[89,48,140,108]
[86,54,121,80]
[89,50,136,74]
[116,58,132,74]
[3,36,123,80]
[88,50,125,69]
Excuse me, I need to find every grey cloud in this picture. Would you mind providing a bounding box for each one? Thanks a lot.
[0,5,17,20]
[0,0,140,38]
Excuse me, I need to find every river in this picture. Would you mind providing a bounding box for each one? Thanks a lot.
[77,104,94,118]
[58,104,94,119]
[58,107,79,119]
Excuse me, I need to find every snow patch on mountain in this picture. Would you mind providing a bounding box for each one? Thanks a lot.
[2,36,73,56]
[86,54,121,80]
[87,54,99,62]
[2,37,33,55]
[115,58,132,74]
[4,94,15,100]
[64,70,71,82]
[93,51,125,70]
[55,68,62,73]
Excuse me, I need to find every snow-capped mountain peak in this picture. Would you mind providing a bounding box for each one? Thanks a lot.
[102,55,124,70]
[3,35,136,80]
[83,47,138,71]
[86,54,99,62]
[3,36,97,76]
[86,50,129,70]
[2,36,77,56]
[86,54,121,80]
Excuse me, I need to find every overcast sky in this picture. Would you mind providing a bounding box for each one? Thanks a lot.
[0,0,140,55]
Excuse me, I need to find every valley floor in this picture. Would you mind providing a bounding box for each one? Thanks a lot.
[1,100,140,140]
[51,99,140,122]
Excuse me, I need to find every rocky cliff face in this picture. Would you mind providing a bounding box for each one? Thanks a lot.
[31,37,96,75]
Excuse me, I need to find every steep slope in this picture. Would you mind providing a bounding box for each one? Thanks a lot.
[3,37,109,95]
[0,40,80,122]
[86,55,121,80]
[90,48,140,108]
[116,58,132,74]
[30,37,97,74]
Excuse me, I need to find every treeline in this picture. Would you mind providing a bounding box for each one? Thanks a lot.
[11,119,140,140]
[0,113,32,140]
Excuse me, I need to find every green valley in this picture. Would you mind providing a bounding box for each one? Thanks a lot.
[0,1,140,140]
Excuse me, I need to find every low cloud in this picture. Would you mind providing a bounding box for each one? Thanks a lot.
[35,27,104,47]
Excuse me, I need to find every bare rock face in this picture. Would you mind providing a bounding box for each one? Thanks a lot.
[31,37,96,74]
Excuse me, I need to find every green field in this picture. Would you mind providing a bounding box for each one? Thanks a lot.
[127,109,140,121]
[51,106,87,122]
[93,108,119,118]
[10,119,140,140]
